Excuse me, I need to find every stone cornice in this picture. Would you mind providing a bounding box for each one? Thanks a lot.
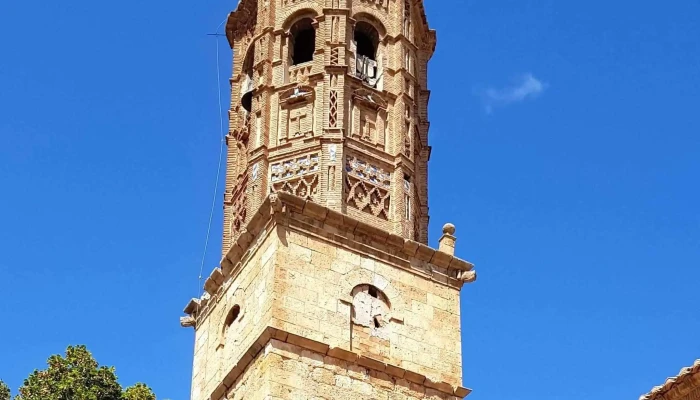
[321,7,351,16]
[392,34,420,53]
[353,88,388,111]
[345,137,392,162]
[225,0,257,48]
[268,193,476,274]
[267,137,323,156]
[188,215,278,324]
[207,326,472,400]
[411,0,437,56]
[185,193,476,322]
[395,154,416,171]
[267,142,323,162]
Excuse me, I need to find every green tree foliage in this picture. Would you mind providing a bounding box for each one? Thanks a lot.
[0,380,11,400]
[122,383,156,400]
[13,345,156,400]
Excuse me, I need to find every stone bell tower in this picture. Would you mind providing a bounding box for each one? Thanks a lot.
[181,0,478,399]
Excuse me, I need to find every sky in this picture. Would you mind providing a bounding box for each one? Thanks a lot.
[0,0,699,399]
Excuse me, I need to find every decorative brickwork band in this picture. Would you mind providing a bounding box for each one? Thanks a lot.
[329,90,338,127]
[345,155,391,220]
[228,175,248,240]
[271,153,320,201]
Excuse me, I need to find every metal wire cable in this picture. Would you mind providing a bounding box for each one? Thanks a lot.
[197,17,229,300]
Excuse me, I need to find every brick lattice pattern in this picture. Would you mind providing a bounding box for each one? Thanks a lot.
[221,0,436,254]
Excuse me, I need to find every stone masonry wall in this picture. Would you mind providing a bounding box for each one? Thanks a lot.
[271,224,464,387]
[191,229,278,400]
[192,218,466,400]
[219,345,272,400]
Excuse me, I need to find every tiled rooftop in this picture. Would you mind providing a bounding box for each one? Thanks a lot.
[640,360,700,400]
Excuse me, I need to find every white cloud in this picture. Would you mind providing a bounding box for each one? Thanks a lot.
[481,73,547,113]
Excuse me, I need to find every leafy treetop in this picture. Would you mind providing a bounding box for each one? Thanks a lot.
[122,383,156,400]
[0,380,10,400]
[7,345,156,400]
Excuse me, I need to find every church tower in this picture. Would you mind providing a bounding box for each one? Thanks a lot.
[181,0,477,399]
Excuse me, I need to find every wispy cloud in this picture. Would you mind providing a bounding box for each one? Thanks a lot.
[480,73,547,113]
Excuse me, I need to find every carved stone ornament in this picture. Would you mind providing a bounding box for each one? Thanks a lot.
[345,155,391,220]
[457,270,477,283]
[352,285,392,340]
[280,85,315,107]
[229,175,248,238]
[271,153,320,201]
[345,155,391,188]
[352,88,387,111]
[180,316,196,328]
[271,153,320,182]
[252,162,260,181]
[359,0,388,10]
[269,193,285,214]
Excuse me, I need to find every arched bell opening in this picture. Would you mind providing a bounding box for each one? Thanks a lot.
[241,92,252,114]
[241,44,255,113]
[289,18,316,65]
[354,21,379,61]
[353,21,382,87]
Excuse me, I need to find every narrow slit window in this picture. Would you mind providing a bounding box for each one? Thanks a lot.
[404,175,411,220]
[224,305,241,332]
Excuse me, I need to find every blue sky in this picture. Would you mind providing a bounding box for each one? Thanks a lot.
[1,1,698,399]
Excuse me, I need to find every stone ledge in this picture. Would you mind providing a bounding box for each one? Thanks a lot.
[182,193,477,323]
[183,298,200,315]
[207,326,472,400]
[271,192,475,274]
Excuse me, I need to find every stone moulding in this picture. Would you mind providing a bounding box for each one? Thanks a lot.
[278,192,474,270]
[184,191,476,323]
[279,85,316,106]
[640,360,700,400]
[353,87,388,111]
[196,192,475,306]
[207,326,473,400]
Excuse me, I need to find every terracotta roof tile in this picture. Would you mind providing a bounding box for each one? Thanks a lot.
[639,359,700,400]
